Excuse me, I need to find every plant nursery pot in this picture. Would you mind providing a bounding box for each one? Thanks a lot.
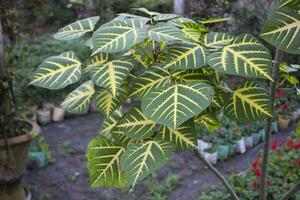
[203,151,218,165]
[244,136,253,148]
[278,115,290,130]
[217,145,230,160]
[52,106,65,122]
[234,138,246,154]
[0,120,39,200]
[252,133,260,145]
[197,139,212,155]
[37,109,51,125]
[272,121,278,134]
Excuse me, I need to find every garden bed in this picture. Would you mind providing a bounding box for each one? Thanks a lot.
[24,113,294,200]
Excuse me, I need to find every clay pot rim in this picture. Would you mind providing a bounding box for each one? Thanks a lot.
[0,120,40,147]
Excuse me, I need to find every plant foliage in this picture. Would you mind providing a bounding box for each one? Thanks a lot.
[31,0,300,189]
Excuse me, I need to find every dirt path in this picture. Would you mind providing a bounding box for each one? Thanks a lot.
[24,114,292,200]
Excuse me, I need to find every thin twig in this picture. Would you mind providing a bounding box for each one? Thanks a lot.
[194,150,240,200]
[259,49,283,200]
[279,181,300,200]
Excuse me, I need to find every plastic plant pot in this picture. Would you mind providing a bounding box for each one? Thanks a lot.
[217,144,230,160]
[244,135,253,148]
[197,139,212,155]
[234,137,246,154]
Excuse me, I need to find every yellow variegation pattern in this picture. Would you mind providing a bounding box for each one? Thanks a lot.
[130,66,171,98]
[261,6,300,54]
[224,81,272,122]
[100,108,124,137]
[90,56,135,97]
[120,140,173,187]
[94,87,126,118]
[163,42,208,70]
[61,80,95,113]
[148,24,185,42]
[92,18,148,55]
[30,51,81,90]
[158,120,196,150]
[54,16,100,40]
[87,136,126,188]
[113,107,155,139]
[194,113,220,131]
[208,34,272,80]
[204,32,234,49]
[85,53,109,73]
[141,83,214,129]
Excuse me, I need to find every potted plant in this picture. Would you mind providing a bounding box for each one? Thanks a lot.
[28,1,300,200]
[52,105,65,122]
[0,8,41,199]
[277,100,291,130]
[232,128,246,154]
[203,145,218,165]
[217,141,231,161]
[242,124,254,148]
[197,129,213,155]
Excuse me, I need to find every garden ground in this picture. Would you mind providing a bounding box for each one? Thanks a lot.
[24,113,292,200]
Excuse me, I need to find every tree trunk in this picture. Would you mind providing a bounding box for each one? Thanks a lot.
[173,0,185,15]
[259,48,283,200]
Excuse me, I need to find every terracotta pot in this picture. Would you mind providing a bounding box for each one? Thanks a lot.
[0,120,39,200]
[52,106,65,122]
[278,115,290,130]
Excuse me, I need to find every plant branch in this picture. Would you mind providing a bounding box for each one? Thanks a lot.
[259,48,283,200]
[194,150,240,200]
[279,181,300,200]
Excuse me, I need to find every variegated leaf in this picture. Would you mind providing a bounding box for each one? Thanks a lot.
[148,24,185,42]
[181,22,208,42]
[87,136,126,188]
[113,107,155,139]
[141,82,214,129]
[153,14,179,22]
[92,18,148,54]
[90,56,135,97]
[204,32,234,49]
[85,53,110,73]
[94,87,127,118]
[100,108,124,136]
[132,7,160,16]
[173,69,210,83]
[54,16,100,40]
[208,34,273,80]
[158,120,196,150]
[163,42,208,70]
[194,114,221,131]
[130,66,171,98]
[61,80,95,113]
[30,51,81,90]
[120,140,173,187]
[261,6,300,54]
[224,81,272,121]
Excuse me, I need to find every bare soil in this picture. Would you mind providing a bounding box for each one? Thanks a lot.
[23,113,291,200]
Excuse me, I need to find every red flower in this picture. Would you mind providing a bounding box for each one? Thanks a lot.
[255,170,261,177]
[282,103,289,110]
[268,180,273,186]
[252,182,259,190]
[283,186,290,191]
[276,90,285,98]
[294,141,300,150]
[293,160,300,168]
[287,138,295,150]
[251,156,260,171]
[271,139,278,151]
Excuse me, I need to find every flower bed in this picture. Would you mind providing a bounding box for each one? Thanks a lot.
[198,136,300,199]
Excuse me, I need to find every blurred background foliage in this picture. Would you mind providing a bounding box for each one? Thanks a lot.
[0,0,293,113]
